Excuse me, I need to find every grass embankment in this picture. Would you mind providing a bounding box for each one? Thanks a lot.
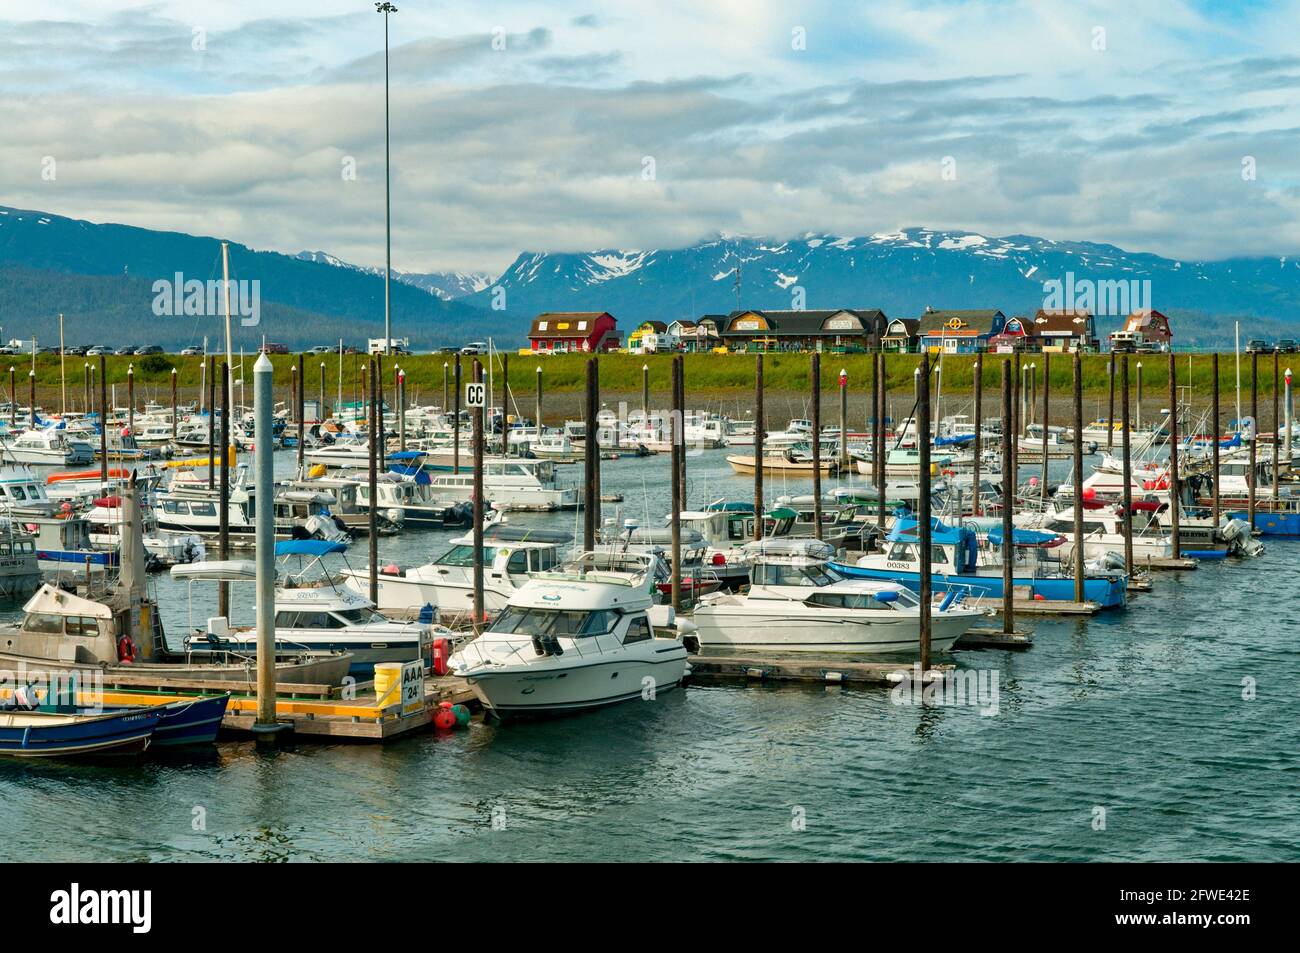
[13,351,1289,399]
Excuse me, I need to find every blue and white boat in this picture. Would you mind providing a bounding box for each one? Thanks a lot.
[0,705,161,758]
[833,518,1128,609]
[105,695,230,747]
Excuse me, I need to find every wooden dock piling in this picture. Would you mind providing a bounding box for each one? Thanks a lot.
[535,365,543,433]
[1107,351,1116,451]
[875,351,886,532]
[1249,352,1258,526]
[98,355,108,484]
[1001,358,1015,635]
[583,357,598,551]
[917,351,932,673]
[297,353,305,472]
[838,365,849,467]
[170,367,178,444]
[973,352,983,516]
[754,354,764,540]
[1211,352,1221,525]
[206,355,216,489]
[1121,356,1135,578]
[1073,350,1085,602]
[811,352,822,538]
[1168,350,1181,559]
[671,355,683,611]
[453,354,462,474]
[1040,351,1049,502]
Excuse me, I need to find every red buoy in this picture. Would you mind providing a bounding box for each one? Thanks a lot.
[431,638,450,676]
[433,709,457,730]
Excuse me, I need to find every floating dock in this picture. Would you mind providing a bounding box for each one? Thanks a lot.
[686,655,954,685]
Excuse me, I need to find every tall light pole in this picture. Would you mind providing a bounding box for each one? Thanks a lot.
[376,2,398,356]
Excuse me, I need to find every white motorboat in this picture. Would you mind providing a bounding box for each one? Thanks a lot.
[429,458,581,511]
[0,427,94,466]
[173,541,445,678]
[692,538,984,654]
[449,550,690,716]
[341,524,570,617]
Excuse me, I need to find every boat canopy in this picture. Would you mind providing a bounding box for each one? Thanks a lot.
[275,539,349,557]
[934,433,976,447]
[888,517,969,546]
[22,583,113,620]
[480,526,573,545]
[986,525,1064,548]
[741,537,837,562]
[170,560,258,582]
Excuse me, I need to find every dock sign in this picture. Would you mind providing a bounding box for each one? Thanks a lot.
[400,660,424,716]
[465,381,486,407]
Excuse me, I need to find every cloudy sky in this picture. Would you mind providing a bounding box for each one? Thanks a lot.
[2,1,1299,275]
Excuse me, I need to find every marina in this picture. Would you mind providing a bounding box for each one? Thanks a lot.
[0,344,1293,865]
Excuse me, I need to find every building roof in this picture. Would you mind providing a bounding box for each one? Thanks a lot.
[1121,309,1172,334]
[882,317,920,337]
[529,312,614,339]
[719,309,885,337]
[916,309,1004,336]
[1031,309,1095,337]
[669,319,697,330]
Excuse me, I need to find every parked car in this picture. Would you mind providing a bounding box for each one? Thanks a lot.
[1276,339,1297,353]
[113,345,137,355]
[460,342,488,355]
[179,346,204,356]
[259,343,289,354]
[306,345,333,355]
[86,345,112,356]
[1246,339,1271,354]
[134,345,164,355]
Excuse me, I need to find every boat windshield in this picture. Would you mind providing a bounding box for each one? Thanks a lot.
[333,607,387,625]
[436,544,493,566]
[806,590,916,610]
[488,607,617,639]
[751,562,844,587]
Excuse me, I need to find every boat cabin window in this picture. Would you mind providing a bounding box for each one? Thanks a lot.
[505,550,529,574]
[22,613,65,634]
[752,562,842,587]
[622,616,652,644]
[489,607,617,639]
[189,501,217,517]
[437,544,491,567]
[807,592,903,610]
[7,485,26,501]
[276,611,346,629]
[65,616,100,635]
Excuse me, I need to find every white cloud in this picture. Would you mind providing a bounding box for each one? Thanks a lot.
[3,1,1300,273]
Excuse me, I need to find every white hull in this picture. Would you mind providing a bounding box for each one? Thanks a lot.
[462,648,688,714]
[693,605,975,653]
[342,569,517,616]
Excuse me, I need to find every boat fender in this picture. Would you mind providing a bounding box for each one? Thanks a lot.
[432,637,450,676]
[117,633,137,664]
[433,706,457,730]
[938,589,959,612]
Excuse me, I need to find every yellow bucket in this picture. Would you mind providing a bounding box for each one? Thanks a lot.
[374,663,402,708]
[308,463,327,478]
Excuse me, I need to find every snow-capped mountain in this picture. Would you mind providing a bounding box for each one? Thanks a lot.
[460,229,1300,345]
[295,251,492,300]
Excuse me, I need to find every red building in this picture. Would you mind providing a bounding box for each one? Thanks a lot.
[529,312,620,353]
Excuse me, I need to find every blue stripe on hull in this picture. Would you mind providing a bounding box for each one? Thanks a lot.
[831,563,1127,609]
[1227,510,1300,537]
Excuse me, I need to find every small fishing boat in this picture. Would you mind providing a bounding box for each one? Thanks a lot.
[0,706,162,758]
[726,447,839,477]
[0,426,95,466]
[836,518,1129,608]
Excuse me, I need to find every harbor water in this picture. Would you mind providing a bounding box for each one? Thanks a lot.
[0,447,1294,862]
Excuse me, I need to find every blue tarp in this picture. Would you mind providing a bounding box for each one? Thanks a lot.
[887,517,967,545]
[986,525,1061,547]
[389,450,427,460]
[934,433,976,447]
[274,539,348,557]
